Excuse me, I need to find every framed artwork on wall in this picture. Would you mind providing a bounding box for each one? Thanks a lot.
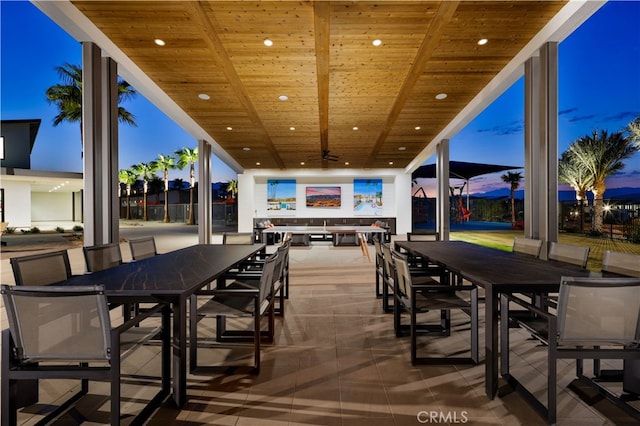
[354,179,382,215]
[306,186,341,208]
[267,179,296,212]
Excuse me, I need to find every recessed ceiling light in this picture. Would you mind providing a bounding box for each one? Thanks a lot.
[243,147,251,151]
[345,161,350,166]
[300,161,305,165]
[279,95,288,101]
[290,126,296,131]
[226,126,233,131]
[388,161,394,165]
[198,93,210,100]
[372,39,382,46]
[435,93,447,100]
[415,126,421,130]
[398,146,406,151]
[264,39,273,47]
[154,39,166,46]
[353,126,358,131]
[477,38,488,46]
[256,162,261,166]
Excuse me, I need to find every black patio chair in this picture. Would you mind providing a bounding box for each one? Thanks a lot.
[500,276,640,424]
[1,284,170,425]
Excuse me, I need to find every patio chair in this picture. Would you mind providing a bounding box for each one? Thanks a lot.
[406,231,440,241]
[548,242,590,268]
[500,277,640,424]
[1,284,170,426]
[189,251,279,373]
[222,232,255,244]
[218,239,290,316]
[83,242,123,272]
[381,242,440,317]
[10,250,72,286]
[373,237,384,298]
[392,250,478,365]
[593,251,640,385]
[128,236,157,260]
[512,237,543,258]
[602,250,640,277]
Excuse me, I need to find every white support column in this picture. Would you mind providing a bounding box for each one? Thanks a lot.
[538,42,559,259]
[102,56,119,244]
[436,139,450,241]
[524,55,540,240]
[237,173,255,233]
[197,139,212,244]
[82,42,103,247]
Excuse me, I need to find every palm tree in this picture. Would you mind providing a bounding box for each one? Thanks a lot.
[131,161,158,221]
[45,63,137,155]
[569,129,640,234]
[226,179,238,200]
[500,171,523,225]
[627,116,640,143]
[175,147,198,225]
[118,168,137,220]
[558,150,593,232]
[155,153,177,223]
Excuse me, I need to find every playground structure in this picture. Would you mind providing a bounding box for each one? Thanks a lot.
[411,161,523,227]
[450,183,472,223]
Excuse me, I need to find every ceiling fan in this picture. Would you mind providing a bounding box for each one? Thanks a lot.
[315,149,339,162]
[306,150,339,162]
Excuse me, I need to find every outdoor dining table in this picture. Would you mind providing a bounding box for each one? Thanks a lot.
[394,240,599,399]
[52,243,265,407]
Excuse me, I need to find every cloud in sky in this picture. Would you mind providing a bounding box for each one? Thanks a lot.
[604,111,638,122]
[567,114,597,123]
[476,120,524,136]
[559,107,579,115]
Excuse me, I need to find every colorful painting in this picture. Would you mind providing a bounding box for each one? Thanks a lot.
[354,179,383,215]
[306,186,341,208]
[267,179,296,211]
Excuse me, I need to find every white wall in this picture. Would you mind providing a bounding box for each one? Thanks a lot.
[2,181,31,228]
[238,168,413,235]
[32,192,74,221]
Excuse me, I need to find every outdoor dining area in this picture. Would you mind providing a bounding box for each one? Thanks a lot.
[2,229,639,425]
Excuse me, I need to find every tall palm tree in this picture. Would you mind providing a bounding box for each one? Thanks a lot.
[500,171,523,225]
[226,179,238,200]
[131,161,158,221]
[156,153,177,223]
[45,63,137,155]
[569,129,639,234]
[627,116,640,143]
[118,168,137,220]
[175,147,198,225]
[558,150,593,232]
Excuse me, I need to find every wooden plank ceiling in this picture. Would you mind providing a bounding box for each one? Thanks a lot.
[71,1,567,170]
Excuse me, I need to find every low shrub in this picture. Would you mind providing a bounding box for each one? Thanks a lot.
[55,226,65,233]
[72,225,84,232]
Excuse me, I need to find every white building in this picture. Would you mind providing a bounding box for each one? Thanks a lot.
[1,119,83,230]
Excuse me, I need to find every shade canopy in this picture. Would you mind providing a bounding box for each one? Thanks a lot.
[412,161,522,181]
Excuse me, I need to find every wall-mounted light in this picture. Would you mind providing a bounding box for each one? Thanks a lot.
[0,136,4,160]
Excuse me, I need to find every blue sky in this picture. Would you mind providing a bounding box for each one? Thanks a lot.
[2,1,639,193]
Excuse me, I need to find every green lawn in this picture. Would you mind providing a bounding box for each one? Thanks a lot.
[449,230,640,272]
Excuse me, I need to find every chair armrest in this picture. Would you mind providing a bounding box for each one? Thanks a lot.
[211,288,259,296]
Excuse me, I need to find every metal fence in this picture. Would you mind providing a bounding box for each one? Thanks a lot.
[559,200,640,243]
[412,196,640,243]
[121,203,238,227]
